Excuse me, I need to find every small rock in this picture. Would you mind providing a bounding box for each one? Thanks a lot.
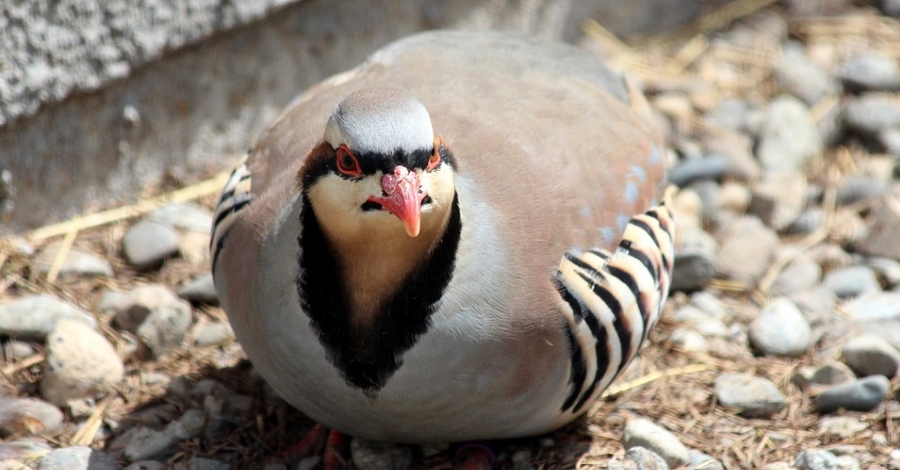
[136,297,193,359]
[706,97,750,132]
[686,451,724,470]
[38,446,119,470]
[771,256,822,296]
[814,375,891,413]
[350,437,413,470]
[714,373,787,418]
[831,208,867,244]
[295,457,321,470]
[878,128,900,159]
[672,189,703,230]
[718,181,751,214]
[749,298,812,356]
[818,416,869,437]
[67,398,97,420]
[884,0,900,17]
[732,7,788,44]
[757,95,823,175]
[607,457,639,470]
[178,273,219,305]
[121,220,180,271]
[4,340,35,359]
[859,321,900,352]
[671,306,728,337]
[841,334,900,378]
[867,256,900,287]
[0,398,63,436]
[0,438,52,461]
[668,328,708,353]
[689,291,728,321]
[792,362,856,391]
[688,180,720,226]
[788,286,836,325]
[622,418,689,467]
[836,175,890,206]
[148,202,213,233]
[787,207,826,235]
[774,43,840,105]
[510,450,534,470]
[192,322,234,348]
[40,320,124,407]
[669,155,732,188]
[859,196,900,260]
[822,266,881,298]
[807,243,852,271]
[0,295,96,340]
[701,130,761,182]
[95,291,133,318]
[707,327,753,361]
[124,462,166,470]
[834,53,900,92]
[842,292,900,322]
[760,463,793,470]
[795,449,861,470]
[34,241,114,278]
[717,216,780,287]
[124,409,206,461]
[749,171,808,231]
[842,94,900,135]
[671,228,717,291]
[188,457,230,470]
[621,446,669,470]
[106,284,193,358]
[110,284,182,333]
[179,231,211,268]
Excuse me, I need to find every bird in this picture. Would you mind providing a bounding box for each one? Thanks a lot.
[210,30,675,468]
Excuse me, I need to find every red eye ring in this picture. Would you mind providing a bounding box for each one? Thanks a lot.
[426,151,441,171]
[336,145,362,176]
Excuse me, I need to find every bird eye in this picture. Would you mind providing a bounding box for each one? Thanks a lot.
[426,151,441,171]
[336,145,362,176]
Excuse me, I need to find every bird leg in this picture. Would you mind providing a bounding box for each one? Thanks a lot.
[282,424,349,470]
[323,429,349,469]
[453,442,495,470]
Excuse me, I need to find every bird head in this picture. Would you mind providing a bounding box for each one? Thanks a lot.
[302,88,456,244]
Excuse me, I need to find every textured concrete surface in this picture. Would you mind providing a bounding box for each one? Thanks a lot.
[0,0,719,232]
[0,0,294,127]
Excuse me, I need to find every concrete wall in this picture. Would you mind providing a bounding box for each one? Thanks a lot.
[0,0,718,232]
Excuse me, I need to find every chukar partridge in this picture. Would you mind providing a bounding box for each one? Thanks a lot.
[211,30,674,451]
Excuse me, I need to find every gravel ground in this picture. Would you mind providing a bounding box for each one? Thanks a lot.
[3,2,900,470]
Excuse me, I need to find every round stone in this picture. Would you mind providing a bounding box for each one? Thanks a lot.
[714,373,786,418]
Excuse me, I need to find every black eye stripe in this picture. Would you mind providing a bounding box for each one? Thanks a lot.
[304,144,456,190]
[349,147,436,175]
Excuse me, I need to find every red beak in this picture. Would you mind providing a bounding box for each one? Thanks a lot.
[367,166,426,237]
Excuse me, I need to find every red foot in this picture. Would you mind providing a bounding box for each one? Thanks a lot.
[454,443,495,470]
[281,424,348,469]
[282,423,329,458]
[323,429,349,470]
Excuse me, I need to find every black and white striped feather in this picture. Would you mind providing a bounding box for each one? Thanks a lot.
[555,191,675,415]
[210,158,252,271]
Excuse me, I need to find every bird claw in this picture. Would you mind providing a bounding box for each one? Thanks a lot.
[282,424,348,470]
[453,442,495,470]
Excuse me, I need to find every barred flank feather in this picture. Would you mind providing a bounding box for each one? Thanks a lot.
[210,158,253,272]
[557,189,676,414]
